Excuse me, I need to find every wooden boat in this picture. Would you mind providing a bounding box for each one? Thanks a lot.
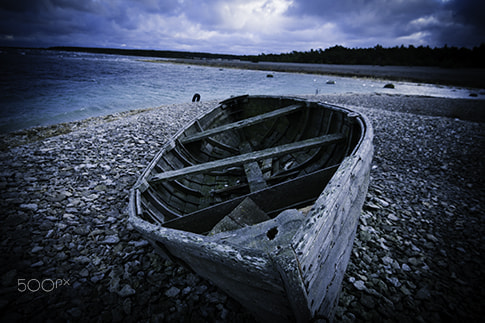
[128,95,373,322]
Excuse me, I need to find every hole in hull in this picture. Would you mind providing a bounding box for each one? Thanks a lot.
[266,227,278,240]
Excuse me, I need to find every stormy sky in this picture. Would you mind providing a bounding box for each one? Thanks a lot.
[0,0,484,54]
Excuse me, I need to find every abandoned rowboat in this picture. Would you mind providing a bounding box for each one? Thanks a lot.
[128,95,373,322]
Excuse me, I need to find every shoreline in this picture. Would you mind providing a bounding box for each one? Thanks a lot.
[2,56,483,138]
[0,107,157,151]
[1,93,483,151]
[1,93,483,321]
[148,58,485,89]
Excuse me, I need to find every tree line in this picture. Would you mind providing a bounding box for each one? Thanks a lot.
[47,46,240,60]
[243,44,485,68]
[46,44,485,68]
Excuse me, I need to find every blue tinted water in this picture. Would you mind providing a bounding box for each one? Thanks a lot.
[0,49,481,133]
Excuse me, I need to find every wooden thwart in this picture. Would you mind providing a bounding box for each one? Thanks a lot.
[181,104,303,144]
[149,133,345,183]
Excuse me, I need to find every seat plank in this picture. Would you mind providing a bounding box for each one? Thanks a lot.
[181,104,303,144]
[149,133,345,183]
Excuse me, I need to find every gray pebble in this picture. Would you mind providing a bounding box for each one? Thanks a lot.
[20,203,38,211]
[165,286,180,298]
[102,235,120,244]
[353,280,366,291]
[118,284,136,297]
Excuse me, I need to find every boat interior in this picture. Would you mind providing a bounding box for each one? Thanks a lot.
[135,96,363,234]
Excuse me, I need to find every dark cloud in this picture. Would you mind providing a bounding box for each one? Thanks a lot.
[290,0,437,22]
[439,0,485,46]
[447,0,485,27]
[288,0,477,47]
[0,0,483,53]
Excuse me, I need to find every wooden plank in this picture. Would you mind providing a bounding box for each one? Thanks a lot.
[240,141,268,192]
[270,247,312,323]
[142,189,180,220]
[205,137,239,154]
[149,133,345,184]
[208,197,270,235]
[243,161,268,192]
[180,104,303,144]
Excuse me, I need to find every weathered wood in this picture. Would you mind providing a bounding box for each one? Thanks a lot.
[292,116,373,320]
[205,137,239,154]
[243,160,268,192]
[270,247,312,323]
[208,197,270,235]
[149,133,345,183]
[131,210,296,322]
[181,104,302,144]
[240,141,268,192]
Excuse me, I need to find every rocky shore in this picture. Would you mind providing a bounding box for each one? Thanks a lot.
[1,93,483,322]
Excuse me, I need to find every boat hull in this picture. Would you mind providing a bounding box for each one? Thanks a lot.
[128,95,373,322]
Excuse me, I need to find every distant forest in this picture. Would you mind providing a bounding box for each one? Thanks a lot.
[47,44,485,68]
[47,46,240,60]
[244,44,485,68]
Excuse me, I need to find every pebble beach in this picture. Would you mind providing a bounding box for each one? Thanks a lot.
[0,92,484,322]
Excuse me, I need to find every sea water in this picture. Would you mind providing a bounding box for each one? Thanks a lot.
[0,48,481,133]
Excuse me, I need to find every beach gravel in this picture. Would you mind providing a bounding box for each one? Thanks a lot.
[0,93,483,322]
